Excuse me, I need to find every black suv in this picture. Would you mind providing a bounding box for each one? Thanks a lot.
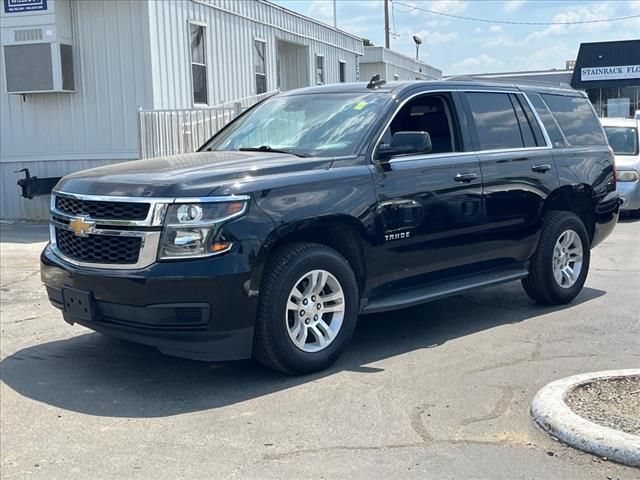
[41,80,619,374]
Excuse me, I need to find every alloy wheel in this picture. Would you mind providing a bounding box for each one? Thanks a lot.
[552,229,583,289]
[285,269,345,353]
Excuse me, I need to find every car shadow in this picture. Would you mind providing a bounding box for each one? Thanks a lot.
[0,283,605,418]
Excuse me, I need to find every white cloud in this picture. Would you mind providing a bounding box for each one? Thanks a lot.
[509,44,577,71]
[503,0,527,13]
[308,1,334,24]
[630,0,640,12]
[427,0,468,15]
[450,53,503,74]
[525,2,617,42]
[423,31,459,45]
[489,25,503,33]
[474,26,483,33]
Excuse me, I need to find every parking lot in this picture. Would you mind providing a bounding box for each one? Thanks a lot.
[1,219,638,479]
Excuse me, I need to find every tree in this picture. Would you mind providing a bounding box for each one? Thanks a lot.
[363,38,374,47]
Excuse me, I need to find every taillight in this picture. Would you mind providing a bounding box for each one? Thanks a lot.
[611,151,616,190]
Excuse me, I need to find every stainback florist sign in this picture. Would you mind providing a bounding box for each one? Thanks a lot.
[581,65,640,82]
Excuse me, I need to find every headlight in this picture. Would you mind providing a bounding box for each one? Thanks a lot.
[158,199,248,259]
[616,170,639,182]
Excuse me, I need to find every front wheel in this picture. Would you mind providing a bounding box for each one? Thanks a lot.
[253,243,359,374]
[522,211,591,305]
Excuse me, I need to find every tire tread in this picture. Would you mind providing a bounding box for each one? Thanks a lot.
[522,210,589,305]
[253,242,350,374]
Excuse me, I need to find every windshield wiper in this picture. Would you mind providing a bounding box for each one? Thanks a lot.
[238,145,311,158]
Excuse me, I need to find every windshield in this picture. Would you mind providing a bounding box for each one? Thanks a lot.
[202,92,390,157]
[604,126,639,155]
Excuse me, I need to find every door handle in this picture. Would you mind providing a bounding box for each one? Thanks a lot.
[454,173,478,183]
[531,164,552,173]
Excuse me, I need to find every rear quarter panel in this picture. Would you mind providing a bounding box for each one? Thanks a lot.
[553,144,619,246]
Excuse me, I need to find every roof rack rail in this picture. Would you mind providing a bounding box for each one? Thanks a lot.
[444,75,572,89]
[444,75,474,82]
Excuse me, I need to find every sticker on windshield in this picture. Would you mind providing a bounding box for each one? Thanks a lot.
[354,101,368,111]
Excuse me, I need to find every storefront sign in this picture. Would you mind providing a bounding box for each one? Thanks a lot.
[3,0,47,13]
[581,65,640,81]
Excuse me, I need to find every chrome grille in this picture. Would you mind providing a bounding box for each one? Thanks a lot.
[50,191,167,269]
[55,195,149,220]
[55,228,142,264]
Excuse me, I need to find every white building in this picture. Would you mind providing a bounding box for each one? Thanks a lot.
[359,46,441,82]
[0,0,364,220]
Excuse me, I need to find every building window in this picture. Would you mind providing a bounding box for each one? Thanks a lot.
[338,60,346,83]
[189,23,208,105]
[316,54,324,85]
[254,39,267,94]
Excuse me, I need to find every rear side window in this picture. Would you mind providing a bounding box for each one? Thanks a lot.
[527,93,565,147]
[515,95,546,146]
[466,92,524,150]
[510,94,538,148]
[541,94,606,146]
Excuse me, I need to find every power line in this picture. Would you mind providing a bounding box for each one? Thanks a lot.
[393,1,640,26]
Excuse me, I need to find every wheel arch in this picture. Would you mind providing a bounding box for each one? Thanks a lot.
[249,215,370,297]
[542,184,596,241]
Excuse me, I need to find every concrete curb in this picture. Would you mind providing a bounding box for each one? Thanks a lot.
[531,369,640,468]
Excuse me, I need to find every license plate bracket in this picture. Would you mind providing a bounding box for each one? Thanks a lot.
[62,287,99,322]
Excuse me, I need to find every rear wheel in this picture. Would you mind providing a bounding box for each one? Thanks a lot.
[253,243,359,374]
[522,211,590,305]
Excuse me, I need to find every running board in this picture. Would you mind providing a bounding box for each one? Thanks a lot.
[362,266,529,314]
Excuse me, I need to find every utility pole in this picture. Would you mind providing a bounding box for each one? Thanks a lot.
[384,0,390,49]
[333,0,337,28]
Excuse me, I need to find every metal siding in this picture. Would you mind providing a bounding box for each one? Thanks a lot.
[362,46,442,81]
[148,0,364,109]
[0,0,153,219]
[1,158,125,220]
[1,0,365,219]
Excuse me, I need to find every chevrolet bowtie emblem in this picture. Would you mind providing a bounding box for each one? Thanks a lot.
[69,217,96,237]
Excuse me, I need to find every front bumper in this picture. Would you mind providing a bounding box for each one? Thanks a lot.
[617,177,640,211]
[40,243,259,361]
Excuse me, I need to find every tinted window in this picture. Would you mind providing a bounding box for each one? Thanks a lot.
[541,94,606,146]
[510,94,537,148]
[528,93,565,147]
[466,92,523,150]
[515,95,545,146]
[604,126,639,155]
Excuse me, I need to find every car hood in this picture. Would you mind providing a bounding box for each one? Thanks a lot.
[55,151,333,197]
[614,154,640,170]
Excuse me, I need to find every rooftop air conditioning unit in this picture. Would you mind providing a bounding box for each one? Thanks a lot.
[1,0,75,94]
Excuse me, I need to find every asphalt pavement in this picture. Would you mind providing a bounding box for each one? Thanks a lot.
[1,219,639,479]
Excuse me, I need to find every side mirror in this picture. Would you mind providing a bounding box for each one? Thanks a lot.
[378,131,432,160]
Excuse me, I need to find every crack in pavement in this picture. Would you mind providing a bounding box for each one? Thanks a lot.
[263,437,539,460]
[0,271,40,289]
[409,403,435,442]
[466,353,596,375]
[460,385,514,427]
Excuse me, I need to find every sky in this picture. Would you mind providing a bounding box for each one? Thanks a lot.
[273,0,640,76]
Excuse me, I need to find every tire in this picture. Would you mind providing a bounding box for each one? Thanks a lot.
[522,211,591,305]
[253,242,359,374]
